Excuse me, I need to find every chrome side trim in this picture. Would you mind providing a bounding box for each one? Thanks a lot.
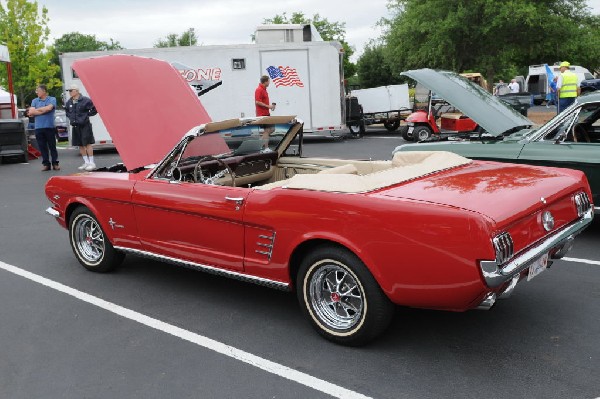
[480,208,593,288]
[46,207,60,218]
[595,206,600,215]
[256,232,276,260]
[114,246,290,291]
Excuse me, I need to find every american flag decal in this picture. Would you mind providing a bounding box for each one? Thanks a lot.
[266,65,304,88]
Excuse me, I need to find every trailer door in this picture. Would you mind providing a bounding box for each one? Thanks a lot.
[260,50,311,129]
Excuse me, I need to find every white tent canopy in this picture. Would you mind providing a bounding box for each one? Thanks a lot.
[0,87,16,103]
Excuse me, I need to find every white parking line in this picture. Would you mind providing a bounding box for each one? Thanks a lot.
[562,257,600,266]
[0,260,371,399]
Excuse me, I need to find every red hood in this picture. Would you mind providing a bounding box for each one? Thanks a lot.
[376,161,582,224]
[73,55,212,170]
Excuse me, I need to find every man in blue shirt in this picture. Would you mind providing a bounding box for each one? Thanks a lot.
[28,85,59,171]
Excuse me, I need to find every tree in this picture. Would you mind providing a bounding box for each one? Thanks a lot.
[51,32,122,65]
[154,28,198,47]
[382,0,599,89]
[262,12,357,77]
[356,43,402,88]
[48,32,123,100]
[0,0,60,107]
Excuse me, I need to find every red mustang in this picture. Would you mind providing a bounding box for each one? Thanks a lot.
[45,56,594,345]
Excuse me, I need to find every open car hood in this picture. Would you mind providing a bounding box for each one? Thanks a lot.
[73,55,212,170]
[402,69,533,136]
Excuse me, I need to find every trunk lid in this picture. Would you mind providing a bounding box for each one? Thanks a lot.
[375,161,581,225]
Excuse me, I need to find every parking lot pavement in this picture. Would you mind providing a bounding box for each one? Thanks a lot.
[0,142,599,399]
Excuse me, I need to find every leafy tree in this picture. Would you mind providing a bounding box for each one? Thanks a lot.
[356,42,402,88]
[51,32,122,65]
[382,0,599,89]
[262,12,357,77]
[154,28,198,47]
[48,32,123,100]
[0,0,60,107]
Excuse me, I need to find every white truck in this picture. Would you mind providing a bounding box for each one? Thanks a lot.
[525,63,594,104]
[59,24,347,146]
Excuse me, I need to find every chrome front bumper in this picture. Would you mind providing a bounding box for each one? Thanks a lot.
[479,208,593,288]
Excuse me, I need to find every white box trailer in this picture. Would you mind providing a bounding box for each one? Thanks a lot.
[526,64,594,104]
[60,40,346,146]
[349,84,411,132]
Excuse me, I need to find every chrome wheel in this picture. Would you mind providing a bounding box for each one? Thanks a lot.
[297,246,394,345]
[307,260,365,331]
[72,214,105,265]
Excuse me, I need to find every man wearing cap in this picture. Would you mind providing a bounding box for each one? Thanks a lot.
[556,61,580,113]
[65,84,98,171]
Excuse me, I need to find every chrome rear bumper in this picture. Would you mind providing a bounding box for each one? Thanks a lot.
[479,208,593,288]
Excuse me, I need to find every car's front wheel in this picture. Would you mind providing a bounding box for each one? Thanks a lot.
[69,207,124,272]
[413,125,432,141]
[297,245,394,346]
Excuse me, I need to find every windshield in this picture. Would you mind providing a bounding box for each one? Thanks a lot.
[537,101,600,142]
[181,123,293,159]
[153,121,297,181]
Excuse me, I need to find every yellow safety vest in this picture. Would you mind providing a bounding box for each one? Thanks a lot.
[559,70,578,98]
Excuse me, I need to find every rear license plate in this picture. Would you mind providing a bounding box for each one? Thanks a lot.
[527,253,549,281]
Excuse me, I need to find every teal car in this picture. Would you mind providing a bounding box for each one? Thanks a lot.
[394,69,600,213]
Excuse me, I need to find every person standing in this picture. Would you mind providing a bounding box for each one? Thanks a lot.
[28,85,59,171]
[255,75,275,117]
[508,79,520,93]
[65,84,98,171]
[556,61,580,114]
[547,76,558,108]
[493,80,504,96]
[255,75,276,149]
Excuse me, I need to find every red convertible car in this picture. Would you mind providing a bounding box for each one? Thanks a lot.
[45,56,594,345]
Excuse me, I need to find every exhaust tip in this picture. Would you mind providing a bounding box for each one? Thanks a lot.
[476,292,497,310]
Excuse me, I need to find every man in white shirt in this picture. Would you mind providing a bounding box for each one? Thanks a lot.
[508,79,520,93]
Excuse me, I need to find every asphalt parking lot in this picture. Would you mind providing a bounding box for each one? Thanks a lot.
[0,126,598,398]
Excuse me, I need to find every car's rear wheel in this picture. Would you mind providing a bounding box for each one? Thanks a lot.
[296,245,394,346]
[69,207,124,272]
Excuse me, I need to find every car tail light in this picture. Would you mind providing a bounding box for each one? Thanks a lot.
[493,232,514,265]
[573,192,591,217]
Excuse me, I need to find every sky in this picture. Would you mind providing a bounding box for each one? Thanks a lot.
[37,0,600,62]
[37,0,390,61]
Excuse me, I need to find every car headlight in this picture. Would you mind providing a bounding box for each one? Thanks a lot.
[493,232,514,265]
[573,192,591,217]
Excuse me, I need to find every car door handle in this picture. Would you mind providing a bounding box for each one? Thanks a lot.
[225,196,244,210]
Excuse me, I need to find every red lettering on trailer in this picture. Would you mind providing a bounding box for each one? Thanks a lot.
[178,68,222,82]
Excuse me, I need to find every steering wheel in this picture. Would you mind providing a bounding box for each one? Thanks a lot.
[572,124,590,143]
[193,156,236,186]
